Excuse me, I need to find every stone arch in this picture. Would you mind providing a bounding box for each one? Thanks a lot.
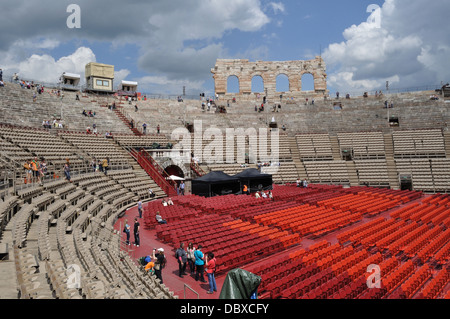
[227,75,240,94]
[276,73,290,93]
[160,160,190,178]
[165,165,185,178]
[301,72,315,91]
[251,75,264,93]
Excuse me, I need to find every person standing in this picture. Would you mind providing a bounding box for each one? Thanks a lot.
[123,219,131,246]
[142,122,147,135]
[133,217,140,247]
[179,181,185,196]
[153,248,166,284]
[205,252,217,294]
[175,243,188,278]
[194,245,206,283]
[64,163,71,182]
[157,124,160,134]
[102,158,108,175]
[186,242,196,275]
[138,199,143,218]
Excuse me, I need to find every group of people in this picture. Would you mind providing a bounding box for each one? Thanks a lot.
[23,157,47,185]
[254,190,273,199]
[176,181,185,195]
[174,243,217,294]
[42,119,64,129]
[90,157,110,175]
[161,198,174,206]
[296,178,309,188]
[82,110,95,117]
[384,100,394,109]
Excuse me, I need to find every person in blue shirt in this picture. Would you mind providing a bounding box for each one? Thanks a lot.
[194,245,206,282]
[123,219,131,245]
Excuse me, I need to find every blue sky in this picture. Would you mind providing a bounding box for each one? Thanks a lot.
[1,0,448,96]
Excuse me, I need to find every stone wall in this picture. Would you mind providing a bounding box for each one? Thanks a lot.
[211,56,329,100]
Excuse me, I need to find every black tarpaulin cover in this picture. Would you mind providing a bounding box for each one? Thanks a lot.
[191,171,241,197]
[219,268,261,299]
[233,168,273,192]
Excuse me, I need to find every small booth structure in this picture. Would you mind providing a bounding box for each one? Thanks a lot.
[85,62,115,93]
[191,171,241,198]
[118,80,138,96]
[60,72,81,91]
[233,168,273,193]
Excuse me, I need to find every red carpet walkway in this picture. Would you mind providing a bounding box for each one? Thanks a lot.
[114,204,224,299]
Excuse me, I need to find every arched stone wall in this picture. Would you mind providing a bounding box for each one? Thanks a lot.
[211,57,328,99]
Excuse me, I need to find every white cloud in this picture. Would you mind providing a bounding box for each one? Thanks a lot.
[323,0,450,93]
[3,47,96,84]
[269,2,285,14]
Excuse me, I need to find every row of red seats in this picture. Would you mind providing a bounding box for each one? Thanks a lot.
[419,267,449,299]
[431,208,450,226]
[317,246,355,271]
[262,263,321,298]
[409,204,447,223]
[360,220,405,249]
[387,224,430,255]
[331,249,369,275]
[215,239,284,274]
[433,240,450,265]
[329,274,368,299]
[376,222,419,251]
[301,272,352,299]
[422,194,450,205]
[309,212,362,237]
[279,267,334,299]
[390,264,432,299]
[383,260,415,294]
[259,259,305,293]
[357,257,399,299]
[224,201,298,221]
[402,226,442,258]
[337,217,386,244]
[289,209,360,236]
[349,218,396,246]
[390,202,421,219]
[302,243,343,266]
[347,252,383,280]
[417,228,450,263]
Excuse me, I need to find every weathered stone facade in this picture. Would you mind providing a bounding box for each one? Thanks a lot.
[211,56,328,100]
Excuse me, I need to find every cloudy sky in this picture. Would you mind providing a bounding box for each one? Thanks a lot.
[0,0,449,95]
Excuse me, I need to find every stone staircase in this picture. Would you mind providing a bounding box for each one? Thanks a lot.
[288,136,307,180]
[345,161,359,187]
[329,134,342,161]
[383,133,400,190]
[444,131,450,158]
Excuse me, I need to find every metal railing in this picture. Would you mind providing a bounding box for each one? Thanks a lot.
[136,149,177,196]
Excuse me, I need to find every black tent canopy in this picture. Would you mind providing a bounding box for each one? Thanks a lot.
[191,171,241,198]
[233,168,273,193]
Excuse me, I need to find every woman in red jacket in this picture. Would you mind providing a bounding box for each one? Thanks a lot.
[205,252,217,294]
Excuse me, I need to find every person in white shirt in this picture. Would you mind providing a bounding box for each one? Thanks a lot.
[261,192,268,198]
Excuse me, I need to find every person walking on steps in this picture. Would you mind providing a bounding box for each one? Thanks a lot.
[153,248,166,284]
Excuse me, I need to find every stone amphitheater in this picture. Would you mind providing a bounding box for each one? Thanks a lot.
[0,78,449,300]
